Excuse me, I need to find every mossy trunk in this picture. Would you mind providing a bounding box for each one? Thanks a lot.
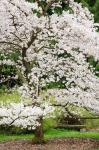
[34,117,44,144]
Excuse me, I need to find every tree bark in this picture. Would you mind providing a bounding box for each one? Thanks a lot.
[34,117,44,144]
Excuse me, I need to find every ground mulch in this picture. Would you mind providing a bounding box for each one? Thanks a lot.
[0,138,99,150]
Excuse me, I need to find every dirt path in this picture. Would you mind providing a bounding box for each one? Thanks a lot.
[0,138,99,150]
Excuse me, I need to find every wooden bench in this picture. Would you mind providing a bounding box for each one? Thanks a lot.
[55,124,86,131]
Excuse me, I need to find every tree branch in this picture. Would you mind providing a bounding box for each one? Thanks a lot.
[0,41,22,49]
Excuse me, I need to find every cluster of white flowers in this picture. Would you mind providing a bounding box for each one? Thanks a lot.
[0,102,54,129]
[0,59,15,65]
[0,0,99,128]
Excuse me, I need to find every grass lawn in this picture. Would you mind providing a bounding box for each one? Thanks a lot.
[0,91,20,104]
[45,129,99,139]
[0,129,99,142]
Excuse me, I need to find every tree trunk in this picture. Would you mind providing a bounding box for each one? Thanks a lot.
[34,117,44,144]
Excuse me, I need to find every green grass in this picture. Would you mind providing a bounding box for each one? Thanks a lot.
[0,129,99,142]
[0,134,33,142]
[0,91,20,104]
[45,129,99,139]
